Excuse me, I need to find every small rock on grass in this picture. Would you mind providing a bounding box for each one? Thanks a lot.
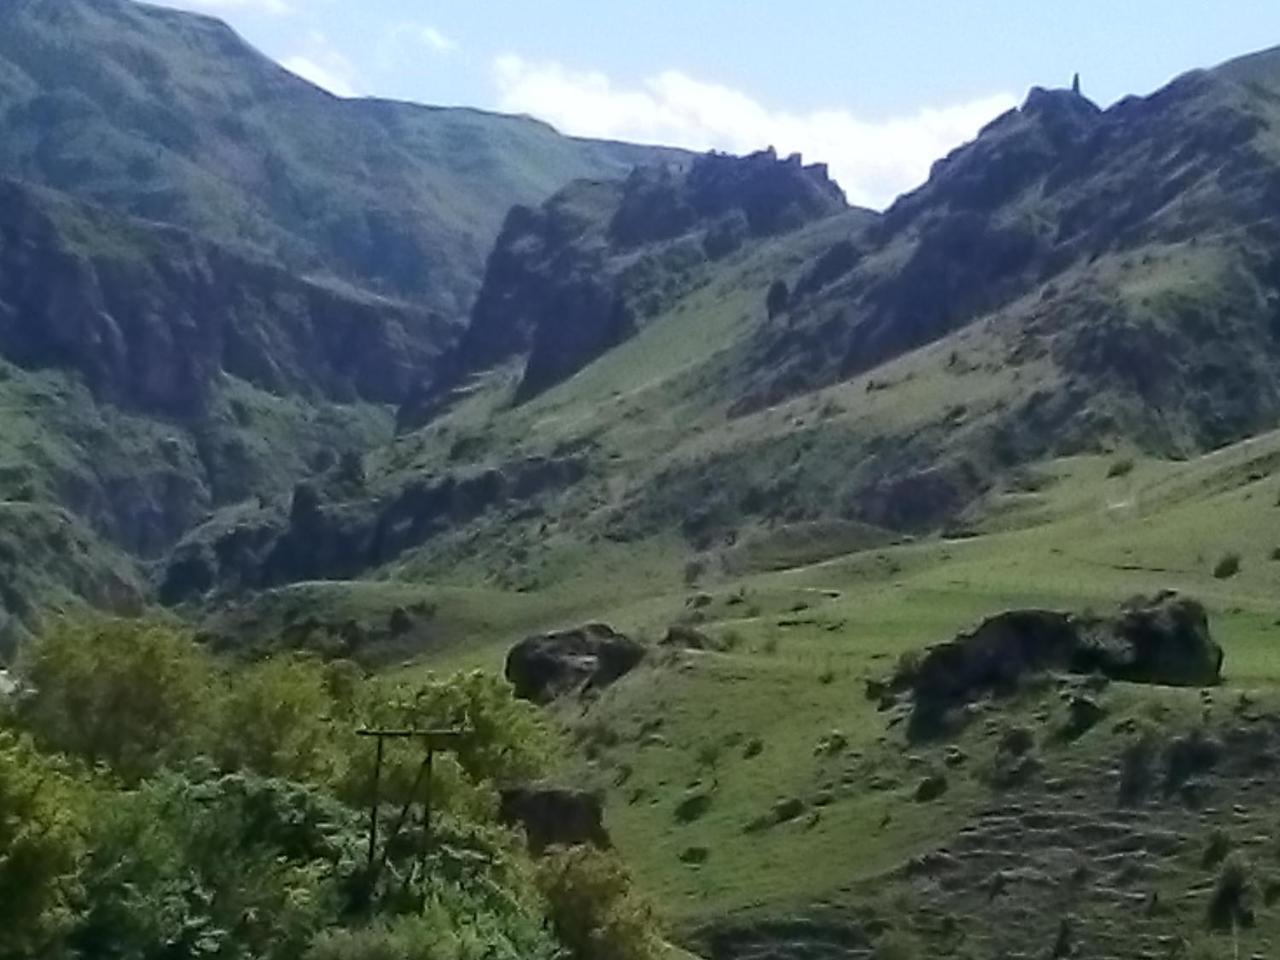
[916,774,949,802]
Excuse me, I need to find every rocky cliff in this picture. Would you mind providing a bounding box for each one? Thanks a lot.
[402,149,850,424]
[0,179,455,417]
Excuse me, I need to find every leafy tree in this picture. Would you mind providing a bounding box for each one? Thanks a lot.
[0,730,87,960]
[536,846,663,960]
[309,817,557,960]
[70,768,362,960]
[215,654,352,786]
[344,672,552,816]
[307,905,556,960]
[17,617,216,781]
[2,616,637,960]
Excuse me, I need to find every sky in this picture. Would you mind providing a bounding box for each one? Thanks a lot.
[157,0,1280,209]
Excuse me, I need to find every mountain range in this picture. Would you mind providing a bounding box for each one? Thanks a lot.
[9,4,1280,953]
[3,0,1280,641]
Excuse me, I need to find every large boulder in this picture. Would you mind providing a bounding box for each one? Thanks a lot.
[505,623,646,704]
[897,592,1221,734]
[907,609,1081,713]
[1099,591,1222,686]
[499,784,611,854]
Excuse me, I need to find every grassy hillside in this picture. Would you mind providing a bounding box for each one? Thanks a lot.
[316,48,1280,613]
[8,14,1280,954]
[366,430,1280,956]
[194,46,1280,957]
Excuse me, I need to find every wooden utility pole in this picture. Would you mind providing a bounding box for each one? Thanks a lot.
[355,728,469,900]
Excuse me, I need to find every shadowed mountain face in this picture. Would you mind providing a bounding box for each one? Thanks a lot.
[732,60,1280,452]
[0,0,680,318]
[8,0,1280,659]
[0,178,454,417]
[399,149,853,424]
[0,0,684,642]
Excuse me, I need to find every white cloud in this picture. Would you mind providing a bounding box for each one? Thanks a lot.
[420,25,458,54]
[493,56,1018,209]
[281,55,356,97]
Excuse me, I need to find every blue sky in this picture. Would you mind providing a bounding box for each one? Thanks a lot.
[160,0,1280,207]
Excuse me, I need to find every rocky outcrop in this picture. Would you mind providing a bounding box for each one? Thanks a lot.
[505,623,646,704]
[402,149,848,426]
[862,460,988,532]
[661,625,718,650]
[0,179,455,418]
[499,784,611,854]
[609,148,846,248]
[159,455,585,603]
[893,592,1222,734]
[735,61,1280,449]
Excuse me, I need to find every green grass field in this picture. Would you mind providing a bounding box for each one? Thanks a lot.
[380,427,1280,952]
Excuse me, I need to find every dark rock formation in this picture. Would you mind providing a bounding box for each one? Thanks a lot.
[895,592,1221,734]
[504,623,646,704]
[0,179,455,418]
[916,774,949,802]
[610,149,846,247]
[159,455,586,603]
[402,149,848,425]
[498,784,611,854]
[862,459,988,532]
[516,278,636,402]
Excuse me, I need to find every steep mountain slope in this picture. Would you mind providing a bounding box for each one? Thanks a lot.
[159,149,863,604]
[402,148,854,424]
[6,8,1280,956]
[0,178,452,418]
[159,46,1280,661]
[0,0,679,318]
[736,60,1280,451]
[0,0,683,647]
[0,175,436,565]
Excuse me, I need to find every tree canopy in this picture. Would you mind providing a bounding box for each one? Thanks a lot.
[0,616,661,960]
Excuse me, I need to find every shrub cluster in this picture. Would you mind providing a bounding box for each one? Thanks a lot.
[0,616,661,960]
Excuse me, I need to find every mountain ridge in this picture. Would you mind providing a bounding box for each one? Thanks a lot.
[0,0,686,318]
[0,0,683,643]
[5,3,1280,667]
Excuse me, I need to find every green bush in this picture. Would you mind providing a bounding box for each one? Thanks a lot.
[2,618,614,960]
[1208,853,1255,930]
[1106,457,1135,479]
[16,617,217,781]
[343,671,552,817]
[69,769,361,960]
[307,903,556,960]
[215,654,352,785]
[0,731,88,959]
[536,846,663,960]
